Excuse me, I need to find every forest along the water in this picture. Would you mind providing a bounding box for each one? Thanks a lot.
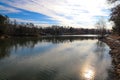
[0,14,110,38]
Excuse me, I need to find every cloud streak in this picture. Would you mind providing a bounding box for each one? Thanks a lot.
[0,5,20,13]
[1,0,111,28]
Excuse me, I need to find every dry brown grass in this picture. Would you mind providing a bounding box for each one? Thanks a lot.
[109,34,120,40]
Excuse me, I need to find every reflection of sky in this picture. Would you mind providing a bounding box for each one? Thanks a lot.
[11,42,56,56]
[0,39,111,80]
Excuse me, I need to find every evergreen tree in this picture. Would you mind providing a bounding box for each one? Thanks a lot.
[108,0,120,35]
[0,14,8,34]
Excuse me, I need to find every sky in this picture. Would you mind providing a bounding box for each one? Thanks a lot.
[0,0,112,28]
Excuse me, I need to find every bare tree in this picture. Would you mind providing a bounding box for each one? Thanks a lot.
[95,18,107,38]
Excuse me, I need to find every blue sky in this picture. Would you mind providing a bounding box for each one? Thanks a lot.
[0,0,112,28]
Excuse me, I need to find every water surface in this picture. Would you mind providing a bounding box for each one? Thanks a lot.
[0,36,112,80]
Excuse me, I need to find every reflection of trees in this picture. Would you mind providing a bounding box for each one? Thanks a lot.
[0,36,97,59]
[94,40,111,80]
[94,40,106,59]
[41,36,97,44]
[0,38,38,59]
[0,40,11,59]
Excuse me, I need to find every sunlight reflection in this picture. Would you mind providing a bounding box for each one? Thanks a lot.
[84,69,95,79]
[81,67,95,80]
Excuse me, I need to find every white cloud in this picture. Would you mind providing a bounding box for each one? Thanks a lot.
[0,5,20,13]
[1,0,111,28]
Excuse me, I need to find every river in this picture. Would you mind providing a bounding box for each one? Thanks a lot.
[0,35,112,80]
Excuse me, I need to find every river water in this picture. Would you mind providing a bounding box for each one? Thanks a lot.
[0,36,112,80]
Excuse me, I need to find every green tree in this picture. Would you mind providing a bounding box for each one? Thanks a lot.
[108,0,120,35]
[0,14,9,35]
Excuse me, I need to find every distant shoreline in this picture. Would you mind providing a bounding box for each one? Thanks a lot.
[0,34,99,39]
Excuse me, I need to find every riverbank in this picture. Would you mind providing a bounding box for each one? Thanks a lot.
[102,35,120,79]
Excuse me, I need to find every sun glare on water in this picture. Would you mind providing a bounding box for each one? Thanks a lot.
[84,70,94,78]
[83,69,95,80]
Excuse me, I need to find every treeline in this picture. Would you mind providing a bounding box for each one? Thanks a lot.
[0,14,110,38]
[0,14,41,37]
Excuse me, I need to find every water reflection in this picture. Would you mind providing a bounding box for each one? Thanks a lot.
[0,36,112,80]
[83,69,95,79]
[0,36,97,59]
[80,41,111,80]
